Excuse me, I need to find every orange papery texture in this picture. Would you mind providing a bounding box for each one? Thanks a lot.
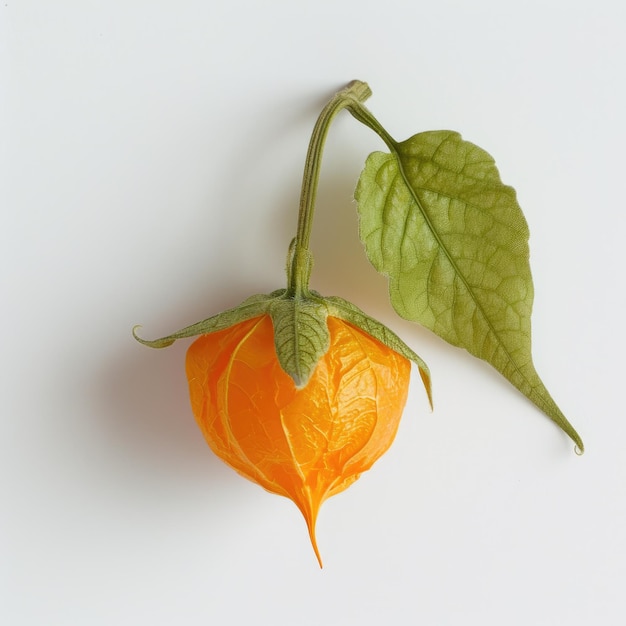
[185,314,411,566]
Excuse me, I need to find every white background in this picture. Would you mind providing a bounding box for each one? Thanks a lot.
[3,1,625,624]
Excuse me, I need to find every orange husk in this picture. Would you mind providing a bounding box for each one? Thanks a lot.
[185,314,411,566]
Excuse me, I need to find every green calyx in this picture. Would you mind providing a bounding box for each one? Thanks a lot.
[133,240,432,401]
[133,79,433,393]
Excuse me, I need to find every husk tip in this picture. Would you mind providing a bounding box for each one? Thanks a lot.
[309,525,323,569]
[296,493,324,568]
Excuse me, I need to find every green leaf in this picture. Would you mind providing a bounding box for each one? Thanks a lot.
[355,130,583,451]
[269,297,330,388]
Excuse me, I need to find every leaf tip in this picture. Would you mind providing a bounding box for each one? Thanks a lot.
[563,421,584,456]
[132,325,175,349]
[132,324,145,343]
[417,365,434,411]
[291,371,309,390]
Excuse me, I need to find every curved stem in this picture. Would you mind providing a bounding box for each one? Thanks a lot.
[345,101,398,151]
[290,80,372,295]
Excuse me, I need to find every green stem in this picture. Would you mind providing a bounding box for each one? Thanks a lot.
[345,101,398,151]
[290,80,372,295]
